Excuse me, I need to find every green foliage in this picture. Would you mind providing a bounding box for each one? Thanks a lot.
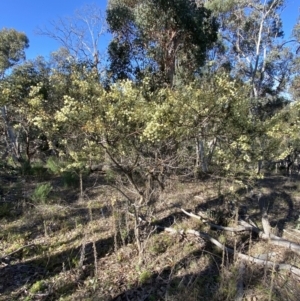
[4,156,19,170]
[149,234,172,255]
[205,0,289,102]
[30,162,48,177]
[29,280,46,293]
[62,171,79,188]
[104,169,117,183]
[46,157,61,174]
[0,28,29,77]
[19,160,48,179]
[107,0,218,85]
[46,157,83,187]
[139,269,152,284]
[31,183,52,204]
[26,70,260,189]
[2,4,299,216]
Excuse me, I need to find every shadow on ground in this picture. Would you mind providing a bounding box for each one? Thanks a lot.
[0,233,114,296]
[111,249,220,301]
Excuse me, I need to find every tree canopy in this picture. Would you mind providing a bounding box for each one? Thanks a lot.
[107,0,218,85]
[0,28,29,78]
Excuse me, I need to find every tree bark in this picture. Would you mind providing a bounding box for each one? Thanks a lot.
[1,105,22,163]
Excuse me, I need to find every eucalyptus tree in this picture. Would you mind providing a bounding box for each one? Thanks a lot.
[205,0,291,101]
[0,28,29,164]
[202,0,296,173]
[0,28,29,79]
[290,17,300,100]
[107,0,218,86]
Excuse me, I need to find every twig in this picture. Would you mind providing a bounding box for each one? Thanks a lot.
[0,243,37,260]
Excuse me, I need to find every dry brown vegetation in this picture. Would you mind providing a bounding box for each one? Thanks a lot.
[1,171,300,301]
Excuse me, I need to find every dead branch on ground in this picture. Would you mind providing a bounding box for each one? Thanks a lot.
[181,208,300,255]
[157,225,300,278]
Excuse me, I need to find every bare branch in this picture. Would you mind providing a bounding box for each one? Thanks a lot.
[36,3,107,69]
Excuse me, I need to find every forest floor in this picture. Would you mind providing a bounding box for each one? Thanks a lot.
[1,170,300,301]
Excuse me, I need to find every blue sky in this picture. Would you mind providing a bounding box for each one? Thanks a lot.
[0,0,299,61]
[0,1,109,60]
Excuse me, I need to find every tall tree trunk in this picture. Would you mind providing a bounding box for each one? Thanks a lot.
[251,0,278,98]
[1,105,22,164]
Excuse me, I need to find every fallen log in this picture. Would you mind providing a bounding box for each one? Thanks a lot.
[157,225,300,278]
[181,208,247,232]
[181,208,254,233]
[181,208,300,255]
[239,220,300,255]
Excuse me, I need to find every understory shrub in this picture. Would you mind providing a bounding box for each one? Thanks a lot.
[31,183,52,203]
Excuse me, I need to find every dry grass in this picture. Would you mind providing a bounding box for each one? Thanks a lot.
[1,174,300,300]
